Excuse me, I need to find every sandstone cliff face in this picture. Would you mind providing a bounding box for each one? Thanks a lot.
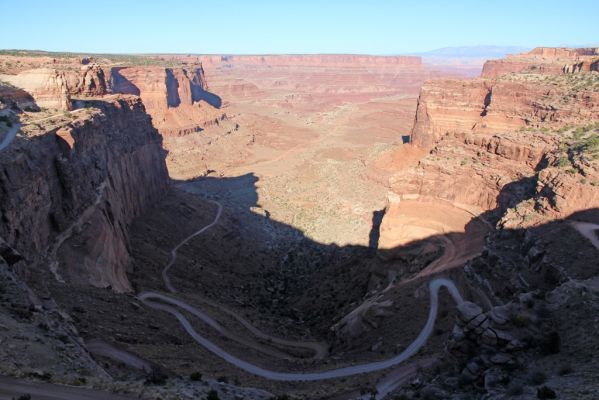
[0,68,72,110]
[411,76,599,149]
[399,48,599,224]
[0,96,168,292]
[482,47,599,78]
[112,66,224,136]
[67,64,108,96]
[391,131,556,212]
[527,47,599,57]
[195,54,422,68]
[1,64,222,137]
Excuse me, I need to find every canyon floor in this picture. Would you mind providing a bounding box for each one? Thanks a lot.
[45,59,474,398]
[1,48,599,400]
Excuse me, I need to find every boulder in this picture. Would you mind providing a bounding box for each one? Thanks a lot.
[457,301,483,323]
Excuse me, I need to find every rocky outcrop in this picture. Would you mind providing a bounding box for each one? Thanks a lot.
[111,66,224,136]
[0,68,72,110]
[482,47,599,78]
[0,95,168,291]
[411,77,599,150]
[67,64,108,96]
[528,47,599,58]
[394,130,554,211]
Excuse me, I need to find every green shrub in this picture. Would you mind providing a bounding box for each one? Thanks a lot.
[558,363,573,376]
[190,371,202,381]
[507,383,524,396]
[512,313,530,327]
[528,370,547,385]
[206,390,220,400]
[0,115,12,127]
[537,386,557,399]
[144,369,167,385]
[556,156,570,168]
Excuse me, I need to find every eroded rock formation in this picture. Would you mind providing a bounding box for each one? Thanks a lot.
[0,68,72,110]
[112,66,224,136]
[411,76,599,149]
[482,47,599,78]
[0,96,168,291]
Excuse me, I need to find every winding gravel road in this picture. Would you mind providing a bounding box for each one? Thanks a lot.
[86,339,153,373]
[161,200,223,293]
[155,199,328,359]
[572,221,599,252]
[141,277,463,380]
[0,120,19,152]
[136,196,468,381]
[0,375,133,400]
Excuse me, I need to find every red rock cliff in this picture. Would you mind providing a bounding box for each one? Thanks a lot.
[110,66,224,136]
[0,96,168,292]
[482,47,599,78]
[0,68,72,110]
[411,76,599,149]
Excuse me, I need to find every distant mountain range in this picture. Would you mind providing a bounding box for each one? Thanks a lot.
[413,46,530,59]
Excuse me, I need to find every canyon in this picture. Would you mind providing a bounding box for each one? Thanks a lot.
[0,46,598,400]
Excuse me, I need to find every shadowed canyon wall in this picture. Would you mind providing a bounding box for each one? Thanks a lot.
[0,96,168,291]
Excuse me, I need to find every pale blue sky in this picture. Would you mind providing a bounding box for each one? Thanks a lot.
[1,0,597,54]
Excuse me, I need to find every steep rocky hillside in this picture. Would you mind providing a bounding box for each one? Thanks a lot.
[482,47,599,78]
[382,48,599,399]
[0,94,168,292]
[411,71,599,149]
[0,48,598,400]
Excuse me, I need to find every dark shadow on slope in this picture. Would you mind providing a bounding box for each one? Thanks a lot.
[368,208,386,253]
[0,83,40,112]
[165,69,181,107]
[29,135,599,397]
[109,68,141,96]
[161,168,599,329]
[11,97,597,396]
[191,85,222,108]
[154,170,542,331]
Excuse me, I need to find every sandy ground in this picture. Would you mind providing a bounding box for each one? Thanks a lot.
[164,65,427,247]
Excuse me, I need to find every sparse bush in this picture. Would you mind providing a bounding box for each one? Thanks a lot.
[206,390,220,400]
[542,331,561,354]
[57,333,70,343]
[558,363,573,376]
[512,313,530,327]
[144,369,167,385]
[507,382,524,396]
[72,377,87,386]
[216,375,228,383]
[0,115,12,127]
[190,371,202,381]
[556,156,570,168]
[528,370,547,385]
[537,386,557,399]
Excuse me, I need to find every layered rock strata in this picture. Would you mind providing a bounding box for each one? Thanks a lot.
[0,96,168,291]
